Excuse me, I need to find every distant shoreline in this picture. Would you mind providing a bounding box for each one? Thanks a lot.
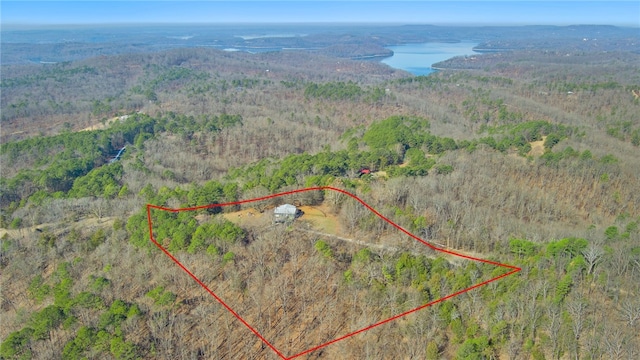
[2,24,637,66]
[351,52,394,60]
[472,48,512,53]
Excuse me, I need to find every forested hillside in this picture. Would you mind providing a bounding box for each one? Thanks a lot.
[1,38,639,359]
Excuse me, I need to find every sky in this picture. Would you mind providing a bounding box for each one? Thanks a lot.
[2,1,639,27]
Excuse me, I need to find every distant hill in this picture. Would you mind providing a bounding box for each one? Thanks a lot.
[2,24,638,64]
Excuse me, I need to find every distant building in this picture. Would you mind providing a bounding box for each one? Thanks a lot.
[358,168,372,176]
[274,204,302,223]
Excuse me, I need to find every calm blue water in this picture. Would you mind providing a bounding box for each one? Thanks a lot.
[382,42,479,75]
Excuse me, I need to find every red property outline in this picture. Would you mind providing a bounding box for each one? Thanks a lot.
[147,186,521,359]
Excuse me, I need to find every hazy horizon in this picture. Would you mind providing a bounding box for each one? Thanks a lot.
[2,1,639,28]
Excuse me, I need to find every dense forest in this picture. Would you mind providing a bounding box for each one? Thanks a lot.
[1,25,640,360]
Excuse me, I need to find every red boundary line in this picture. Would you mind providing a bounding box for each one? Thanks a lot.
[147,186,521,359]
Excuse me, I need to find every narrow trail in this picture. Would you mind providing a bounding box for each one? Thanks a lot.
[298,227,402,253]
[0,216,116,239]
[296,222,496,266]
[295,226,468,266]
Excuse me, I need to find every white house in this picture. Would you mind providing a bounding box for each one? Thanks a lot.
[274,204,302,223]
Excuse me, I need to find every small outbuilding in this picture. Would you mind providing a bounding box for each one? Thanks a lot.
[358,168,372,176]
[274,204,302,223]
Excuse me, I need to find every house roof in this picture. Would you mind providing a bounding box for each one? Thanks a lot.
[274,204,297,215]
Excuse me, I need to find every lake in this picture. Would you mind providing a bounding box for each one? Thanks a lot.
[381,41,479,75]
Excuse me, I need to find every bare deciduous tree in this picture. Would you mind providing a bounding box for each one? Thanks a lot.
[603,327,627,360]
[582,242,604,276]
[619,299,640,328]
[567,295,589,360]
